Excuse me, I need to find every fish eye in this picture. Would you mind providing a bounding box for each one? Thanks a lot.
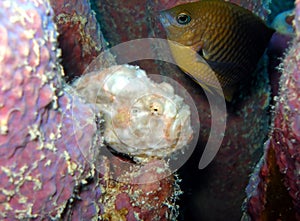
[176,13,191,25]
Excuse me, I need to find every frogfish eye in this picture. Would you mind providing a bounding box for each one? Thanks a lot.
[176,13,191,25]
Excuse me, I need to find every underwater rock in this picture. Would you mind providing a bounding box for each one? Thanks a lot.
[227,0,270,18]
[175,64,270,220]
[64,171,102,221]
[150,0,270,18]
[98,157,179,221]
[49,0,111,80]
[243,2,300,220]
[91,0,149,45]
[66,156,179,221]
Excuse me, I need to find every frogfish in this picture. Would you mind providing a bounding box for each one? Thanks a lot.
[159,0,275,101]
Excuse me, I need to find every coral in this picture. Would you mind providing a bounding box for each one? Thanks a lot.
[243,1,300,219]
[4,0,297,220]
[0,0,98,219]
[271,9,295,35]
[0,0,179,220]
[49,0,112,80]
[268,10,294,98]
[226,0,271,18]
[65,155,178,221]
[98,157,179,221]
[268,0,295,21]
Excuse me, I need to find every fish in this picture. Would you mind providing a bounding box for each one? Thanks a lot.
[159,0,275,101]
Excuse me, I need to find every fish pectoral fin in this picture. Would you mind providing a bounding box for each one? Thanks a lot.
[198,83,236,102]
[222,85,237,102]
[206,59,248,77]
[183,69,214,94]
[198,81,214,94]
[202,84,235,102]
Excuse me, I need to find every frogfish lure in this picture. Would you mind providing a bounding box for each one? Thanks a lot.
[159,0,275,101]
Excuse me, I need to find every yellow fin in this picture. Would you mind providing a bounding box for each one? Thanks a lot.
[194,78,213,94]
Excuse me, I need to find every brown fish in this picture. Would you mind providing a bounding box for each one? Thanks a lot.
[159,0,274,101]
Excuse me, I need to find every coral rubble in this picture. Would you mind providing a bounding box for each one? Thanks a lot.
[49,0,110,80]
[98,157,179,221]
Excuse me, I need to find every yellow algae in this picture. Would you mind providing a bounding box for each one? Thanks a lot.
[32,39,40,62]
[66,161,78,176]
[3,202,13,211]
[44,142,57,152]
[27,124,41,141]
[2,189,15,198]
[18,196,28,204]
[44,159,52,167]
[0,118,8,135]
